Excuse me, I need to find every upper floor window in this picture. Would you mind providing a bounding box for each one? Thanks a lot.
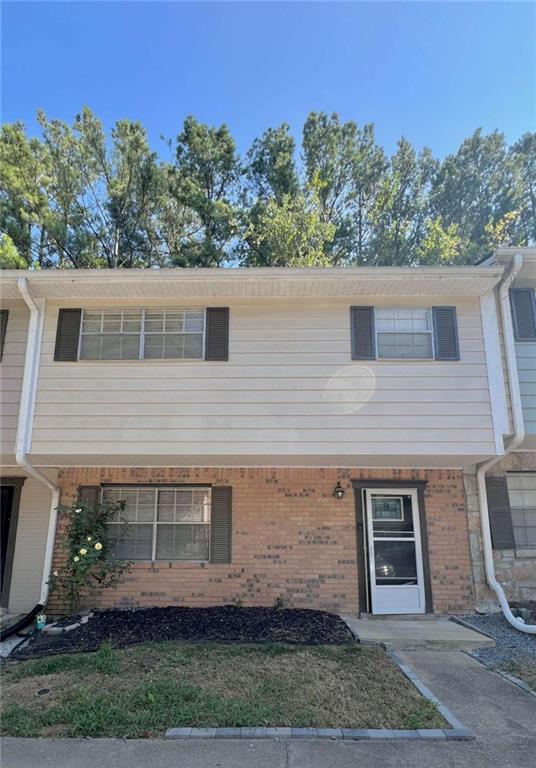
[375,309,433,359]
[55,306,228,362]
[350,305,459,361]
[79,308,205,361]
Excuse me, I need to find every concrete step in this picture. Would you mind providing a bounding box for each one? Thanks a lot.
[341,616,495,651]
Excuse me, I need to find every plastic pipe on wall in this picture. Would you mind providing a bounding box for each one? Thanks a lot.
[15,277,60,607]
[477,253,536,633]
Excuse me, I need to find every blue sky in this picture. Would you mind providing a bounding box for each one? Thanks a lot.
[2,2,535,158]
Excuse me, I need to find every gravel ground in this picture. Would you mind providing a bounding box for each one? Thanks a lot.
[458,612,536,676]
[9,606,353,659]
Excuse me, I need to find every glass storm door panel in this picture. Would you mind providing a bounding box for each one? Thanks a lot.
[365,489,426,615]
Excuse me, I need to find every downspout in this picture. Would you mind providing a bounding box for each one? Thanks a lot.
[477,253,536,633]
[15,277,60,607]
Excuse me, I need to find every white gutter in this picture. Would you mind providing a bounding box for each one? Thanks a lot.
[15,277,60,607]
[477,253,536,633]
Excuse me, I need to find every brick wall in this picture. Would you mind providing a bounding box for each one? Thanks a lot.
[48,466,473,616]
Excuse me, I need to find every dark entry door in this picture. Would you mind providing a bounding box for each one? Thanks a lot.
[1,485,14,595]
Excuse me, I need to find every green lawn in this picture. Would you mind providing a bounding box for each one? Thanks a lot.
[1,642,445,738]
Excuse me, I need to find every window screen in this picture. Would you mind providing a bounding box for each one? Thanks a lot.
[506,474,536,549]
[375,309,433,359]
[104,486,211,560]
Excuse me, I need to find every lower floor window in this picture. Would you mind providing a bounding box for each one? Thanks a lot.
[103,486,211,561]
[506,474,536,549]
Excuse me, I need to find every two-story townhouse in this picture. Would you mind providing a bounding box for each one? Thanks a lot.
[465,248,536,610]
[0,264,511,620]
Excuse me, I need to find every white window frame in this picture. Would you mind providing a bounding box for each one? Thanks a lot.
[103,486,212,562]
[78,308,206,361]
[374,307,435,360]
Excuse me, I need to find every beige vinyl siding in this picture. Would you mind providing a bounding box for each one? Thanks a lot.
[29,297,496,460]
[0,301,28,462]
[8,474,56,613]
[516,340,536,435]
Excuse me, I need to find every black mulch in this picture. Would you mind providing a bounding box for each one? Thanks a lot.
[10,607,354,659]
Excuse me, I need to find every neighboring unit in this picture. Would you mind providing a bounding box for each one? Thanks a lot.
[0,256,533,619]
[465,248,536,610]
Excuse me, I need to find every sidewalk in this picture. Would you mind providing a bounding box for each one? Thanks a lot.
[3,651,535,768]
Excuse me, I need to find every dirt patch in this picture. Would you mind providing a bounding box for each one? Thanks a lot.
[12,607,353,659]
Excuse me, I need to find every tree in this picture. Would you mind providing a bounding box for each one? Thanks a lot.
[369,139,437,265]
[416,218,464,265]
[302,112,359,264]
[351,123,388,264]
[69,108,164,267]
[0,233,27,269]
[430,129,518,262]
[0,122,48,267]
[243,185,335,267]
[510,133,536,246]
[244,123,299,203]
[240,123,300,265]
[169,116,240,266]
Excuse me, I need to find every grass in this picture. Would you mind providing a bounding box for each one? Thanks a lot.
[0,641,446,738]
[502,659,536,691]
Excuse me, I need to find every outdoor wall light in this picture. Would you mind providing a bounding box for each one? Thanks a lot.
[333,482,345,499]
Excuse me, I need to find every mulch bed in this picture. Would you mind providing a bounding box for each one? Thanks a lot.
[10,606,353,659]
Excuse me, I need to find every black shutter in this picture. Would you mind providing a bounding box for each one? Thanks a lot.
[210,486,232,563]
[0,309,8,361]
[486,476,515,550]
[54,309,82,361]
[350,307,375,360]
[510,288,536,341]
[205,307,229,361]
[432,306,460,361]
[78,485,101,507]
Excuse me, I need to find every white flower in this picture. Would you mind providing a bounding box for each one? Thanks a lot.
[87,536,92,541]
[73,556,80,563]
[94,542,103,551]
[52,570,58,577]
[79,548,87,556]
[75,508,82,514]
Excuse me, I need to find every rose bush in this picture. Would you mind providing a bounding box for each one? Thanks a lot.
[49,497,132,612]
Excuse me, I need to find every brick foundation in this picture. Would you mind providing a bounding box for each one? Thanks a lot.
[48,467,473,616]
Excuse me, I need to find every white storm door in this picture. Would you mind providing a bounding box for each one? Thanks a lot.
[365,489,426,615]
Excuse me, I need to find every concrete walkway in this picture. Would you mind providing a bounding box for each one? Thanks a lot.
[3,651,535,768]
[341,615,495,650]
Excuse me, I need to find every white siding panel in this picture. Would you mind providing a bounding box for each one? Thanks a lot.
[8,475,56,613]
[31,298,496,458]
[516,341,536,435]
[0,302,28,461]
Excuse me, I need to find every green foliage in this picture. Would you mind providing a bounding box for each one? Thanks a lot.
[416,218,464,265]
[169,116,239,266]
[244,186,335,267]
[49,497,131,612]
[1,109,534,268]
[0,233,27,268]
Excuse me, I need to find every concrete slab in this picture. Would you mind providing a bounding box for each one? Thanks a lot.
[341,615,495,650]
